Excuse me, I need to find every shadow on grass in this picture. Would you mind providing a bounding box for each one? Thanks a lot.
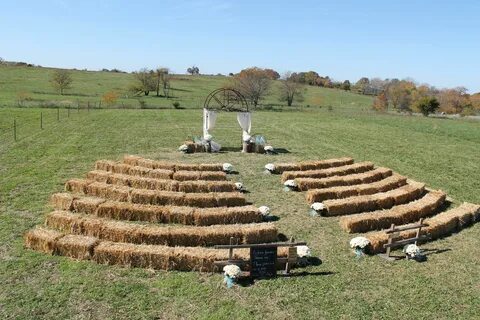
[422,248,451,256]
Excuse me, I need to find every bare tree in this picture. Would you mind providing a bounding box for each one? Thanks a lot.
[231,67,271,107]
[0,57,5,65]
[155,67,169,97]
[279,72,305,106]
[50,69,73,95]
[130,68,156,96]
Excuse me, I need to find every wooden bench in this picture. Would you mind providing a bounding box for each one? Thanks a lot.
[379,218,430,261]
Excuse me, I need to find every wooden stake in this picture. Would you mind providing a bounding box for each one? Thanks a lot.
[40,112,43,129]
[13,119,16,141]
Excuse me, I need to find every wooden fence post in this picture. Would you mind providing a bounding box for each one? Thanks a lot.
[40,112,43,129]
[13,119,17,141]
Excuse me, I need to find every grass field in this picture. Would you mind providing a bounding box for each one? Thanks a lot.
[0,65,374,111]
[1,103,479,319]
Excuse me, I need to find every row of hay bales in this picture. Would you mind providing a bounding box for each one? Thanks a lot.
[51,193,262,226]
[366,203,480,253]
[272,157,354,173]
[281,161,375,182]
[65,180,246,208]
[96,160,228,181]
[24,227,289,272]
[24,156,288,272]
[87,170,236,193]
[44,211,278,247]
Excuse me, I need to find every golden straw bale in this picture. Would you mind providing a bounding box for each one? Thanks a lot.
[86,182,131,202]
[173,171,200,181]
[24,227,64,254]
[301,167,392,193]
[147,169,174,180]
[72,196,106,215]
[165,206,195,225]
[199,171,227,181]
[130,189,157,205]
[123,155,142,166]
[128,176,179,191]
[111,163,131,174]
[128,166,152,177]
[87,170,112,183]
[366,203,480,254]
[282,162,375,183]
[215,192,246,207]
[135,158,175,170]
[175,163,200,171]
[55,234,99,259]
[178,181,236,193]
[106,174,131,187]
[241,223,278,244]
[183,193,217,208]
[51,193,75,211]
[199,164,224,171]
[45,211,84,233]
[97,201,166,222]
[65,179,91,194]
[95,160,116,172]
[339,191,446,233]
[274,157,355,173]
[322,182,424,216]
[193,206,262,226]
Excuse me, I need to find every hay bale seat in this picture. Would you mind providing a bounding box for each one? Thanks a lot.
[366,203,480,254]
[320,181,425,216]
[45,211,277,247]
[272,157,354,173]
[87,170,236,193]
[281,161,375,183]
[51,194,262,226]
[64,180,246,208]
[339,190,446,233]
[300,167,392,193]
[24,228,289,272]
[122,155,224,172]
[305,173,407,203]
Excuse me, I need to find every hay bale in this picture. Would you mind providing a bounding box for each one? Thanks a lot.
[87,170,112,183]
[95,160,117,172]
[199,164,224,171]
[193,206,262,226]
[111,163,131,175]
[175,163,200,171]
[200,171,227,181]
[97,201,166,222]
[65,179,91,194]
[55,234,99,259]
[322,182,424,216]
[274,157,355,173]
[72,196,106,215]
[130,189,157,205]
[165,206,195,225]
[147,169,174,180]
[178,181,236,193]
[128,166,152,177]
[282,162,375,183]
[366,203,480,254]
[339,190,446,233]
[183,193,217,208]
[86,182,130,202]
[45,211,83,233]
[123,155,142,166]
[173,171,200,181]
[24,227,64,254]
[127,176,179,191]
[215,192,246,207]
[51,193,75,211]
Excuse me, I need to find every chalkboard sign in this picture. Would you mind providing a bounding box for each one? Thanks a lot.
[250,246,277,278]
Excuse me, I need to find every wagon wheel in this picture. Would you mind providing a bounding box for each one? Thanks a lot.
[204,88,248,112]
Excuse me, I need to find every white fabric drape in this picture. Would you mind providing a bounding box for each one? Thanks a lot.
[203,108,217,138]
[237,112,252,141]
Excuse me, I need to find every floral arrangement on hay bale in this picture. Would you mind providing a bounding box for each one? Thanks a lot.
[179,135,221,154]
[403,244,426,261]
[242,134,275,154]
[350,236,370,257]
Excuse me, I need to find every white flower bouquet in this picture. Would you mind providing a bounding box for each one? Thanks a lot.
[264,163,276,174]
[309,202,325,216]
[296,245,311,258]
[178,144,189,153]
[234,182,244,192]
[204,134,213,142]
[223,264,242,288]
[258,206,270,217]
[264,145,277,155]
[350,236,370,257]
[222,163,233,173]
[403,244,422,260]
[283,179,298,191]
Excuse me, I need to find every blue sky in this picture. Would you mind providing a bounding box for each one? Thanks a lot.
[1,0,479,92]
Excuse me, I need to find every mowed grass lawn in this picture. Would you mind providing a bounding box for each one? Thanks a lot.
[0,106,479,319]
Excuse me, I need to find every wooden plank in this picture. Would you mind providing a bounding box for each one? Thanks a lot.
[214,241,306,249]
[386,223,428,233]
[383,235,430,248]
